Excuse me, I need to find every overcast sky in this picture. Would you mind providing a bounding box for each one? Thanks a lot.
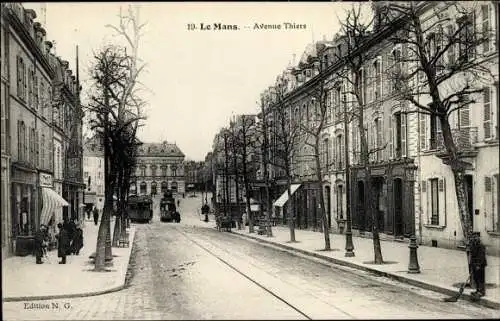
[25,2,369,161]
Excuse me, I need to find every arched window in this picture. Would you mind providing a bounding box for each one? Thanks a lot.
[151,181,157,195]
[140,182,147,195]
[161,181,168,194]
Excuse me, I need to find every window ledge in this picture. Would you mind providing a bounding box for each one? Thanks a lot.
[486,231,500,237]
[423,224,446,230]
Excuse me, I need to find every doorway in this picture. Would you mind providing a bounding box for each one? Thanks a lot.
[356,181,365,231]
[465,174,474,231]
[325,186,331,228]
[393,178,404,237]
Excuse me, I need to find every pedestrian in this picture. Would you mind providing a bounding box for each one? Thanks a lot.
[56,223,69,264]
[177,199,180,207]
[93,207,99,225]
[470,232,487,299]
[34,225,48,264]
[73,224,84,255]
[86,208,91,221]
[67,218,77,254]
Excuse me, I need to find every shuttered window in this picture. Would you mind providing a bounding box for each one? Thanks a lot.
[398,112,407,157]
[459,98,471,128]
[484,86,492,139]
[420,112,427,150]
[430,178,439,225]
[388,114,394,159]
[481,4,492,53]
[446,25,456,65]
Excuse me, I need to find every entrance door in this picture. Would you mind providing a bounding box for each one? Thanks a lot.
[325,186,331,228]
[394,178,404,237]
[465,175,474,231]
[356,181,365,231]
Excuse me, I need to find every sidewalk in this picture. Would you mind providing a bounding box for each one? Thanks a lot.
[2,217,136,302]
[232,225,500,309]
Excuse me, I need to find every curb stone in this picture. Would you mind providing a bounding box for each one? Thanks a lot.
[231,231,500,310]
[3,229,136,303]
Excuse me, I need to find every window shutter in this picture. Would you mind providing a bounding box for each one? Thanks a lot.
[388,114,394,159]
[17,120,21,160]
[421,180,427,192]
[485,176,492,192]
[460,104,471,128]
[446,25,456,65]
[401,113,407,157]
[483,87,492,139]
[439,177,446,224]
[419,112,427,150]
[35,131,39,167]
[481,4,491,53]
[16,57,21,96]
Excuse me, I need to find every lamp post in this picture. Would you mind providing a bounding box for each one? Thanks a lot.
[344,96,355,257]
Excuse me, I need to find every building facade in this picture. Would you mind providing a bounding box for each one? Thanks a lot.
[131,141,186,196]
[253,1,499,254]
[83,135,105,211]
[1,3,83,257]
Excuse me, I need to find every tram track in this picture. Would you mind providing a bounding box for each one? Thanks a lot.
[173,225,356,320]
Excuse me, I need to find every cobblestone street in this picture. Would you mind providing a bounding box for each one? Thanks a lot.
[3,199,498,320]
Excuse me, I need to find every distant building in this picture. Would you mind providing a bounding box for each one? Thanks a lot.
[131,141,186,196]
[83,135,105,210]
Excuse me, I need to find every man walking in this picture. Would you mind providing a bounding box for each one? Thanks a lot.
[93,207,99,225]
[34,225,47,264]
[470,232,487,300]
[56,223,69,264]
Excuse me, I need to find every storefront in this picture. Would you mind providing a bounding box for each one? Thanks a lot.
[350,159,417,239]
[39,171,69,245]
[11,163,38,256]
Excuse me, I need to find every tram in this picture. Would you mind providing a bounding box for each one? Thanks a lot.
[128,194,153,223]
[160,191,181,223]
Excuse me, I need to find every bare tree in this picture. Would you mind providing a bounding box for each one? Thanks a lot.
[299,50,334,251]
[386,1,495,263]
[258,94,274,237]
[231,115,259,233]
[267,77,302,242]
[333,5,388,263]
[86,5,146,271]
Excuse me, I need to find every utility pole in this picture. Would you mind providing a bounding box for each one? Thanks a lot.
[223,131,230,219]
[344,96,354,257]
[260,96,272,237]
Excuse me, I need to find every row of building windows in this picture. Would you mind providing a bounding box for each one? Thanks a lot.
[16,56,51,116]
[17,120,52,169]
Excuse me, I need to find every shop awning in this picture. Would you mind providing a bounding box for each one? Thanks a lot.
[273,184,301,207]
[41,187,69,225]
[250,204,260,212]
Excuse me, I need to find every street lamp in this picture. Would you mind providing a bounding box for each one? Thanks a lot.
[344,95,355,257]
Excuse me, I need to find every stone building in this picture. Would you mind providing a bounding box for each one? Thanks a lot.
[254,1,499,253]
[1,3,83,257]
[131,141,186,196]
[83,135,105,211]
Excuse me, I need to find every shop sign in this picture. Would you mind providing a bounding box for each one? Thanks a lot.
[39,172,53,188]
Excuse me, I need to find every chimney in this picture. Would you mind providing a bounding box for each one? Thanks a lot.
[44,40,53,55]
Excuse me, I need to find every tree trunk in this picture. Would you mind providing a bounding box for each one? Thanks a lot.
[358,108,383,263]
[286,176,296,242]
[112,167,123,247]
[314,138,330,250]
[95,131,114,270]
[368,175,384,264]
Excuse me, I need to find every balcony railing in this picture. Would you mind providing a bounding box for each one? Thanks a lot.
[432,127,478,153]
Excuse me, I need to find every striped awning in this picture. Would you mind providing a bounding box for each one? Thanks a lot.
[40,187,69,225]
[273,184,301,207]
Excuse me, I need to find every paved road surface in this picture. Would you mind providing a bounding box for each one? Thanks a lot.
[3,194,497,320]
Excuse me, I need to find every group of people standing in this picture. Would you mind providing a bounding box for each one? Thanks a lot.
[34,217,84,264]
